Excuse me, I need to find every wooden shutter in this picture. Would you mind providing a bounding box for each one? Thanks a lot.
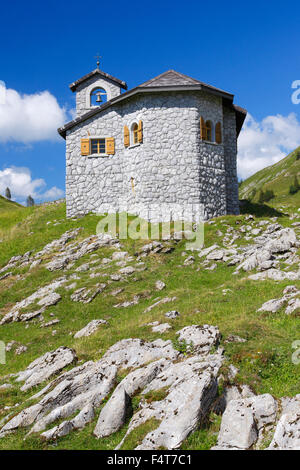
[124,125,130,147]
[81,138,90,156]
[106,137,115,155]
[138,120,143,143]
[200,117,206,141]
[215,122,222,144]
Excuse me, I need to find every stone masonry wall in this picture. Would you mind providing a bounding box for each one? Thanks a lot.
[66,90,236,221]
[223,106,239,215]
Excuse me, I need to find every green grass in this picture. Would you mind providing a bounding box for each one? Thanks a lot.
[239,146,300,212]
[0,199,299,450]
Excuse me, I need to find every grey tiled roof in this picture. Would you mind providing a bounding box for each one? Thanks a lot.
[139,70,200,87]
[138,70,230,97]
[59,69,246,138]
[69,68,127,92]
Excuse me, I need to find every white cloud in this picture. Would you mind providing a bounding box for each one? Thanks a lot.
[0,86,67,143]
[0,166,64,202]
[237,112,300,180]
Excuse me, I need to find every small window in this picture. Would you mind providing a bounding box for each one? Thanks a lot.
[206,121,212,142]
[91,138,106,154]
[90,88,107,107]
[132,123,139,144]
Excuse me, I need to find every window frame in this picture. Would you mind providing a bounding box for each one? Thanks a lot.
[200,118,222,145]
[90,138,106,155]
[127,120,143,148]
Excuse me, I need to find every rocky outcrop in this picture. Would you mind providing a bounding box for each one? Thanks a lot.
[74,319,108,338]
[258,285,299,314]
[14,347,77,391]
[0,326,224,449]
[213,393,300,450]
[0,277,67,325]
[70,283,106,303]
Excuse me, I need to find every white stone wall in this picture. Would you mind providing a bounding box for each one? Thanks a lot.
[75,75,122,117]
[223,106,239,215]
[66,91,237,221]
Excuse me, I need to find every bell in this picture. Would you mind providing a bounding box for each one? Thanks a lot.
[96,93,102,103]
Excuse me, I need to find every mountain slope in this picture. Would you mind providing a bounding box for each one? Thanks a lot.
[0,196,22,211]
[239,147,300,210]
[0,201,299,450]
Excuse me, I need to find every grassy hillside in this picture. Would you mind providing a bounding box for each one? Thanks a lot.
[0,196,34,237]
[0,195,22,210]
[239,147,300,211]
[0,200,299,450]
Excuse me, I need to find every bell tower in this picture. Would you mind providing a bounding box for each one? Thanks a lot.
[69,60,127,118]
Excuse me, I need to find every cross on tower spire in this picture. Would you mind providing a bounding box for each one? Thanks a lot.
[95,53,101,70]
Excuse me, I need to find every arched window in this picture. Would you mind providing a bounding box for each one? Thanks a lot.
[132,123,139,145]
[206,121,212,142]
[128,121,143,146]
[90,87,107,107]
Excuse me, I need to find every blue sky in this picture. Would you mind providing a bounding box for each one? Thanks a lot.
[1,0,300,203]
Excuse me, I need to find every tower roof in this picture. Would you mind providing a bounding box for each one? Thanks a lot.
[69,68,127,92]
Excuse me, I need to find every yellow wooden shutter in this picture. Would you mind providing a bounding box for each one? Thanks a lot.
[215,122,222,144]
[81,138,90,156]
[138,120,143,143]
[106,137,115,155]
[124,125,130,147]
[200,117,206,141]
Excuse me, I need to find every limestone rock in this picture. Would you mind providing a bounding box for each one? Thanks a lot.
[144,296,177,313]
[207,249,225,261]
[15,347,77,391]
[213,394,278,450]
[0,338,179,440]
[117,352,223,450]
[176,325,221,352]
[198,245,219,258]
[267,412,300,449]
[70,283,106,303]
[285,297,300,315]
[119,266,135,275]
[101,338,179,370]
[224,334,247,343]
[151,323,171,333]
[0,277,66,325]
[74,319,108,339]
[258,297,287,313]
[165,310,180,319]
[112,251,128,261]
[15,345,28,355]
[155,280,166,291]
[94,387,132,438]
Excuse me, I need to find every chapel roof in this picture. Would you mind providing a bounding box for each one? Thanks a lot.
[58,69,246,139]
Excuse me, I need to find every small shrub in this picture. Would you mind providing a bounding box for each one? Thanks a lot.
[258,189,275,203]
[289,176,299,195]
